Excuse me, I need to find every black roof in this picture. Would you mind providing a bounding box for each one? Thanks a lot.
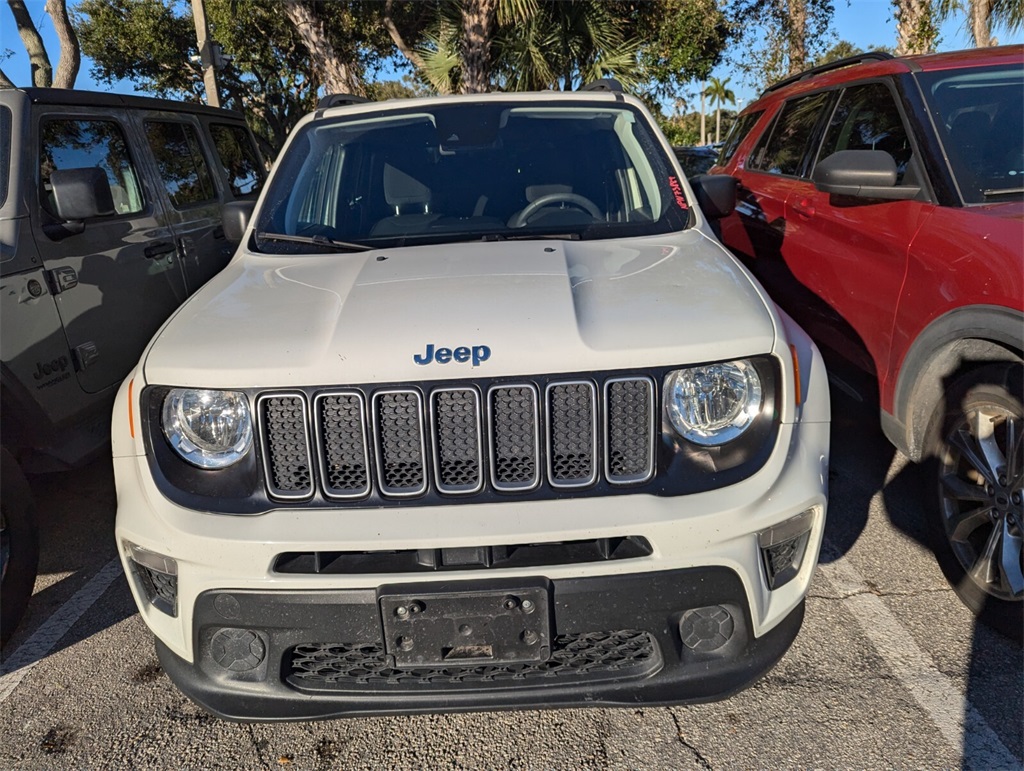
[17,87,245,120]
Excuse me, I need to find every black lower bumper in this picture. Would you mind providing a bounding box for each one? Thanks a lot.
[156,567,804,722]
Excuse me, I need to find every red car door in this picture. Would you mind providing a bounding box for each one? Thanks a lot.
[780,81,934,386]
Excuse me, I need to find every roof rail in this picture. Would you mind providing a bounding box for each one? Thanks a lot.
[759,51,895,97]
[317,93,371,109]
[579,78,623,93]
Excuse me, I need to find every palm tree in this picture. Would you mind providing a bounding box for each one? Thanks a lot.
[893,0,940,54]
[952,0,1024,47]
[703,76,735,144]
[415,0,641,94]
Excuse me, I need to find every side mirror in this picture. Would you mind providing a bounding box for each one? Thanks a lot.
[221,201,256,243]
[50,167,115,221]
[812,150,920,200]
[689,174,738,220]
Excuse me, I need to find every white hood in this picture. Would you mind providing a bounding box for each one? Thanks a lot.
[143,231,777,389]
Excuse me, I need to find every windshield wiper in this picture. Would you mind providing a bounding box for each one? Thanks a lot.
[479,231,582,242]
[255,231,373,252]
[982,187,1024,198]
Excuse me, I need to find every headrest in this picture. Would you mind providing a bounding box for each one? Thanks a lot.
[384,164,431,206]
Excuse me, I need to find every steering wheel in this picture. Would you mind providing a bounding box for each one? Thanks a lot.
[509,193,602,228]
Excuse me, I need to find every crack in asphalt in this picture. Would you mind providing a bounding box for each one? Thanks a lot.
[808,586,951,601]
[669,709,714,770]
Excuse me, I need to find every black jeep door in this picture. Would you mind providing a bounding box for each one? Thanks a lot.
[30,110,188,395]
[137,113,232,292]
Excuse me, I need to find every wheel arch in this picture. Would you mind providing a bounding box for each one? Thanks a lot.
[885,305,1024,462]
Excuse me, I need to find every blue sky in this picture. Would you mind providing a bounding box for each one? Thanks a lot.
[3,0,1022,103]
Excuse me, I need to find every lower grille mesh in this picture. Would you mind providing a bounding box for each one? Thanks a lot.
[288,629,660,688]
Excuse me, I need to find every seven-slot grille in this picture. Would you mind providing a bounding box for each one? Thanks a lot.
[257,376,655,501]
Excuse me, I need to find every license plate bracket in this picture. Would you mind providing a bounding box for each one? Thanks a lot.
[380,587,550,667]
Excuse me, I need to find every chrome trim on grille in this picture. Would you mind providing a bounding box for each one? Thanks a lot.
[372,389,428,498]
[603,376,656,485]
[487,383,541,492]
[257,392,314,501]
[430,387,484,495]
[314,391,371,500]
[545,380,599,489]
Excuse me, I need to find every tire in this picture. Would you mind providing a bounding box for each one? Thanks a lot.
[926,363,1023,642]
[1,448,39,647]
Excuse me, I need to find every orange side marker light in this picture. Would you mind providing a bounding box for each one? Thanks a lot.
[128,379,135,439]
[789,345,802,406]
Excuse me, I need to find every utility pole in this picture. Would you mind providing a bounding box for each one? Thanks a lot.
[191,0,221,107]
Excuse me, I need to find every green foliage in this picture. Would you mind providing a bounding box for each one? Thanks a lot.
[727,0,836,92]
[631,0,731,100]
[74,0,199,97]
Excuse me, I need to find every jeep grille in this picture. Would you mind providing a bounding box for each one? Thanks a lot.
[257,375,655,501]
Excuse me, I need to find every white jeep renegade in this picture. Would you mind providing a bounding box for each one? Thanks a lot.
[112,86,830,722]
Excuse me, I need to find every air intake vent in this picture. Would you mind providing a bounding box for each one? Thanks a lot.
[373,390,427,496]
[431,388,483,494]
[488,385,540,491]
[547,381,597,487]
[316,392,370,498]
[259,393,313,498]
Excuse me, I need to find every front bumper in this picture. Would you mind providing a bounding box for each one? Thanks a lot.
[156,567,805,722]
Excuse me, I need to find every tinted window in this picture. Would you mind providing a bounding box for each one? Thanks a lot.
[748,92,832,177]
[210,123,263,197]
[817,82,913,183]
[0,106,10,209]
[718,110,763,166]
[39,118,144,216]
[917,63,1024,203]
[145,120,216,208]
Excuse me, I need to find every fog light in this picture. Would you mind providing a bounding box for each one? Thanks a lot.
[125,541,178,616]
[758,510,814,590]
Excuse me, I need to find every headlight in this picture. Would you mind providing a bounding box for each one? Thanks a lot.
[665,360,763,446]
[162,389,253,468]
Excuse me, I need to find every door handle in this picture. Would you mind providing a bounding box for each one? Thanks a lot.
[791,198,816,218]
[144,241,176,259]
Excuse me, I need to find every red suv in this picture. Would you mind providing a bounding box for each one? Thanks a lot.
[711,46,1023,638]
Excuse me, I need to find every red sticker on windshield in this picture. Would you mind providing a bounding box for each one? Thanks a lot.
[668,176,689,209]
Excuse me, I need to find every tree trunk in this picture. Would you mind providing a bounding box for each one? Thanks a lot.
[970,0,993,47]
[45,0,79,89]
[786,0,807,75]
[716,107,721,144]
[459,0,497,94]
[7,0,53,87]
[383,0,427,72]
[0,67,14,89]
[283,1,364,96]
[700,83,706,146]
[893,0,938,55]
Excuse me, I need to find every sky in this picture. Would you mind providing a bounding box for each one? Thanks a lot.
[2,0,1022,104]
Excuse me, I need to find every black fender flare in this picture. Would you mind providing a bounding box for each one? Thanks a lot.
[884,304,1024,461]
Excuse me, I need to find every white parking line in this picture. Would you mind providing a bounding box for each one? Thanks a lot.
[817,548,1018,771]
[0,558,123,704]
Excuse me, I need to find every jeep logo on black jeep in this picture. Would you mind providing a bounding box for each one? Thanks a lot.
[414,344,491,367]
[33,355,69,380]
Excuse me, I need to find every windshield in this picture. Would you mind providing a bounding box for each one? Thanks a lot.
[254,101,690,253]
[916,63,1024,203]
